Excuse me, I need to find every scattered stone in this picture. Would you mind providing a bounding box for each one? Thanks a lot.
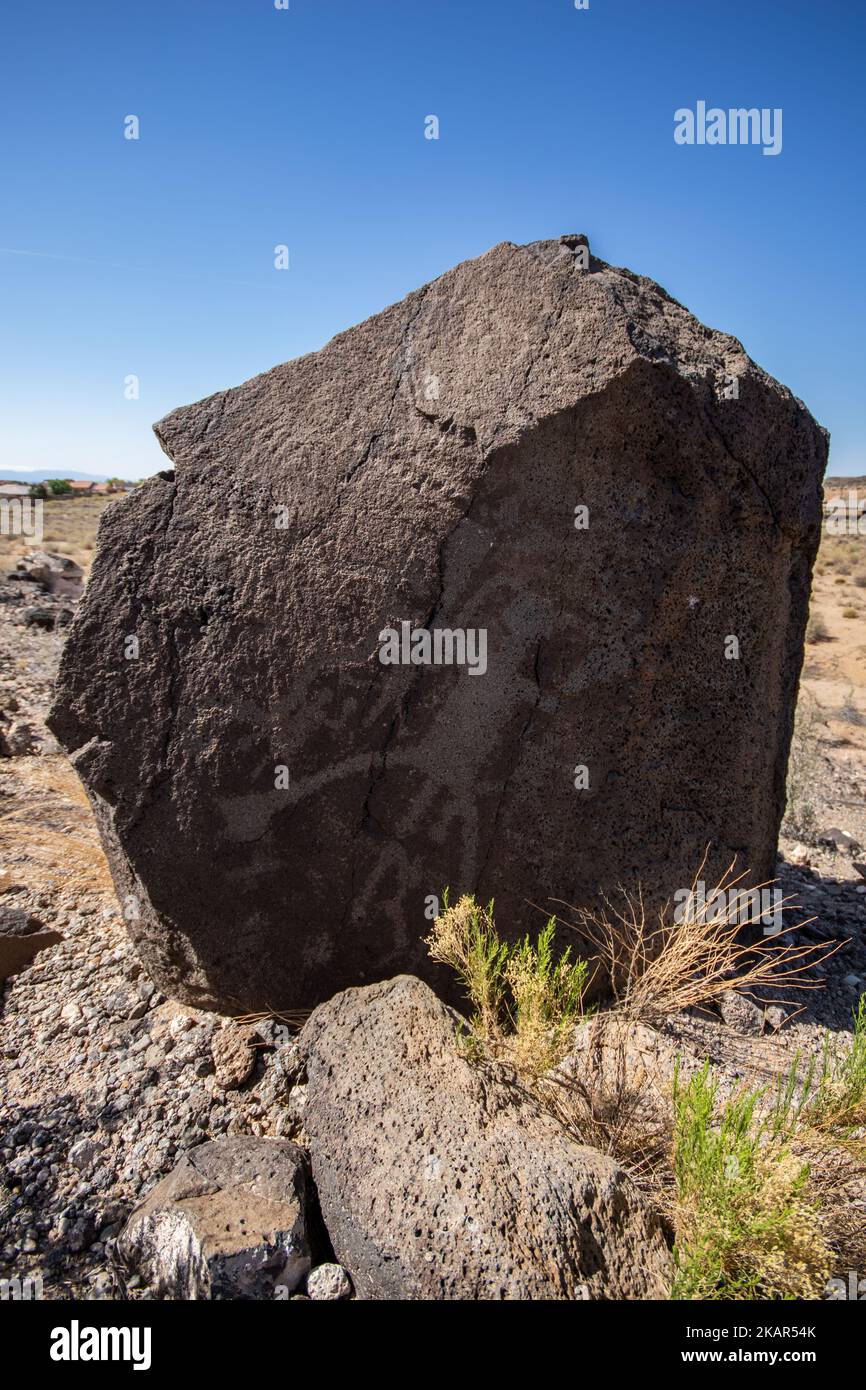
[0,905,62,982]
[69,1139,103,1172]
[211,1023,256,1090]
[1,720,36,755]
[22,605,72,632]
[819,827,861,854]
[17,551,84,599]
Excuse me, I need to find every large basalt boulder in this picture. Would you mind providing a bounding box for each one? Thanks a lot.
[300,975,671,1299]
[48,235,826,1012]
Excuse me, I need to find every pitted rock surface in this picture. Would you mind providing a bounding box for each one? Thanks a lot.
[300,975,671,1300]
[49,236,827,1011]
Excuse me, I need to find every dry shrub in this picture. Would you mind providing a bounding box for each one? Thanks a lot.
[805,612,830,643]
[543,1013,672,1198]
[550,855,836,1028]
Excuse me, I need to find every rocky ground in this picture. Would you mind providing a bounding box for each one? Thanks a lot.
[2,511,866,1299]
[0,565,316,1299]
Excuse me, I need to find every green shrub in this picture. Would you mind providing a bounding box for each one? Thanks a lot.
[671,1063,830,1300]
[426,893,589,1076]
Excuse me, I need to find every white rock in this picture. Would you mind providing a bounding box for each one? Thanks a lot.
[306,1262,352,1301]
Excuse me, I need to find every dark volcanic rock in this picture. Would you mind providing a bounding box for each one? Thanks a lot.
[300,975,671,1299]
[48,235,827,1011]
[0,905,62,981]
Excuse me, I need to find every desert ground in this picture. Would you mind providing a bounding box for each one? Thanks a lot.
[2,486,866,1298]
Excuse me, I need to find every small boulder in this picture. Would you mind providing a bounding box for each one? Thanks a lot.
[718,990,765,1036]
[306,1262,352,1301]
[0,905,62,981]
[211,1021,256,1089]
[18,550,84,599]
[300,975,671,1300]
[118,1137,312,1299]
[0,720,36,756]
[819,827,861,854]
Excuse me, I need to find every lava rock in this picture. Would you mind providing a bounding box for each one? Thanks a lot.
[300,974,671,1300]
[49,236,827,1012]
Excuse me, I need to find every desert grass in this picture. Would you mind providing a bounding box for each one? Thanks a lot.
[0,754,113,900]
[768,996,866,1155]
[670,999,866,1299]
[0,494,116,574]
[783,689,826,837]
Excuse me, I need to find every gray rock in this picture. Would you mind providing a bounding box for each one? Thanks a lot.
[718,990,765,1036]
[69,1139,103,1172]
[300,974,671,1300]
[118,1137,312,1299]
[49,236,827,1013]
[764,1005,789,1031]
[4,720,36,755]
[18,550,84,599]
[819,827,861,853]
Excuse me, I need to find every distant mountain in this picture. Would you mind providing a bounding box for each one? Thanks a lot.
[0,469,111,483]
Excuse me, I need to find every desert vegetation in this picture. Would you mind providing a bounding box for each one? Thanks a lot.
[428,878,866,1300]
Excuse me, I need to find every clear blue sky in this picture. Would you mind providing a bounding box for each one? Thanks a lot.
[1,0,863,478]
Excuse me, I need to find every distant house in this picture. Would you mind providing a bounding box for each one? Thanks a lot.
[0,481,31,499]
[68,480,95,495]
